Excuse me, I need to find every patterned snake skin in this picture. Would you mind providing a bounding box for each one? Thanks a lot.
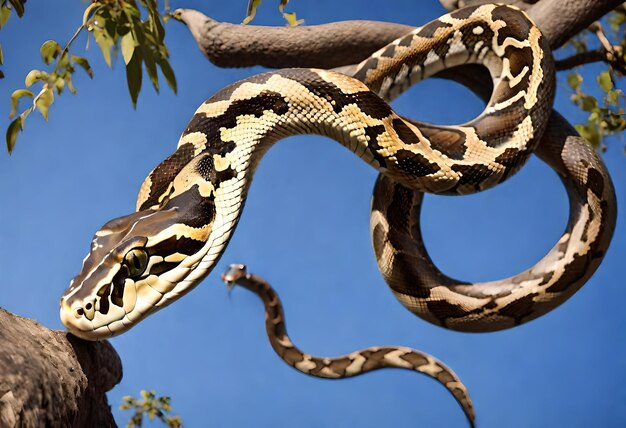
[60,4,614,342]
[221,264,475,426]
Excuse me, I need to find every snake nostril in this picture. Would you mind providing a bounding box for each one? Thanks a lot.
[76,307,84,317]
[85,302,92,310]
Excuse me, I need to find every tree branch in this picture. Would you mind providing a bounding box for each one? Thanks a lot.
[174,9,413,69]
[555,49,608,70]
[527,0,625,49]
[176,0,623,69]
[0,308,121,426]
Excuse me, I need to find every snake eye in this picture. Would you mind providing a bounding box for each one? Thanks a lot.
[124,248,148,278]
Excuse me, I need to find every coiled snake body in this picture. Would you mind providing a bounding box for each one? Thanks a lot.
[60,4,615,414]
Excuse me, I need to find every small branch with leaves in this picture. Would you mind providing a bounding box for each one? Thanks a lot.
[120,390,182,428]
[559,3,626,150]
[4,0,177,155]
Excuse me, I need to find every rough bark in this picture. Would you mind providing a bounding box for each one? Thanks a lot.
[0,308,121,427]
[176,0,624,67]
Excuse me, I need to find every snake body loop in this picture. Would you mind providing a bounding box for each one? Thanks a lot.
[59,4,613,341]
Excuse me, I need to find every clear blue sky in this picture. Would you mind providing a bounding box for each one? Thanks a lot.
[1,1,624,427]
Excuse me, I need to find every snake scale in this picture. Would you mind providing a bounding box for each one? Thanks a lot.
[59,4,616,423]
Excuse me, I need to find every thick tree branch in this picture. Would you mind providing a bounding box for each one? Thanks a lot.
[176,0,623,69]
[0,308,121,427]
[527,0,624,49]
[174,9,413,69]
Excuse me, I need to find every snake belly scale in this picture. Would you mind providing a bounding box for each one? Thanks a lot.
[60,4,613,344]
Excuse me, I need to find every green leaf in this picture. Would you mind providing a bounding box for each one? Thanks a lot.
[142,48,159,92]
[24,69,45,87]
[580,95,598,112]
[0,6,11,28]
[35,87,54,121]
[9,89,33,118]
[92,20,114,67]
[8,0,24,17]
[0,43,3,65]
[157,58,177,93]
[567,73,582,90]
[121,32,135,66]
[282,11,304,26]
[597,71,613,93]
[607,89,621,105]
[82,2,99,26]
[6,116,22,154]
[39,40,60,65]
[243,0,262,24]
[71,55,94,78]
[126,49,143,107]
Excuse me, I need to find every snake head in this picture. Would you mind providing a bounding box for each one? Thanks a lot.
[60,207,209,340]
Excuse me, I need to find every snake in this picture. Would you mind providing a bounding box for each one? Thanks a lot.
[60,3,615,339]
[221,263,475,426]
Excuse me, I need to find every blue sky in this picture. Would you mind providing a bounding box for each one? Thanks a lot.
[1,1,624,427]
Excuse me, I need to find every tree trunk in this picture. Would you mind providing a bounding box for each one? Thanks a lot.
[0,308,121,427]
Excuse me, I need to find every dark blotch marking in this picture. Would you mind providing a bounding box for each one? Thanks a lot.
[364,124,388,167]
[140,143,196,211]
[360,348,391,371]
[399,351,429,368]
[111,265,128,308]
[459,23,495,55]
[472,97,527,148]
[451,163,493,190]
[381,44,397,58]
[163,184,216,229]
[283,69,393,119]
[395,149,441,177]
[497,292,538,324]
[353,58,379,82]
[491,5,533,47]
[392,118,421,145]
[389,253,432,298]
[207,72,275,102]
[506,46,533,87]
[545,253,590,293]
[184,90,290,156]
[427,299,473,320]
[196,154,237,186]
[418,20,453,39]
[397,34,415,47]
[150,261,181,276]
[450,4,481,20]
[97,284,111,315]
[148,235,205,258]
[586,168,604,197]
[328,359,352,376]
[419,125,468,161]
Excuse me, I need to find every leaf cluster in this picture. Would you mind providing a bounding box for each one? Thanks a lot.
[86,0,176,106]
[567,70,625,150]
[562,5,626,150]
[0,1,27,79]
[4,0,175,154]
[120,389,182,428]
